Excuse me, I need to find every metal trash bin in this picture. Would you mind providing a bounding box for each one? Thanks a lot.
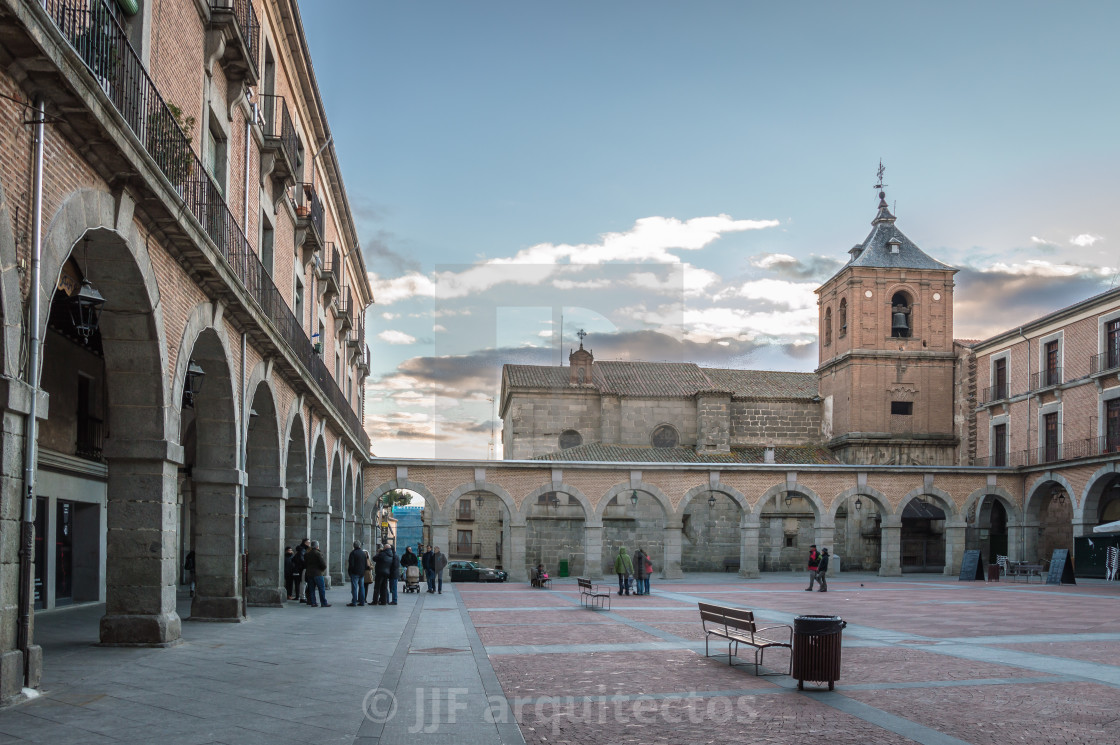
[558,559,569,577]
[792,615,846,690]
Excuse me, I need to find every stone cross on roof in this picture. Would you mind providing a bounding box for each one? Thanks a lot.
[577,328,587,348]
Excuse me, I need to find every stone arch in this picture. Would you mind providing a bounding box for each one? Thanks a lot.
[37,190,178,645]
[244,377,284,606]
[597,482,674,578]
[1076,463,1120,524]
[897,486,957,519]
[1025,472,1076,521]
[284,411,310,549]
[830,485,890,573]
[366,478,437,522]
[828,486,889,521]
[0,176,24,379]
[678,483,751,522]
[309,434,331,574]
[962,486,1022,525]
[519,483,595,524]
[596,482,675,523]
[1024,473,1075,564]
[678,483,750,573]
[751,482,825,573]
[445,481,519,525]
[753,482,827,522]
[328,450,345,580]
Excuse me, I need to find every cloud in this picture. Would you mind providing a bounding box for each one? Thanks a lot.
[717,278,818,310]
[1030,236,1055,246]
[377,329,417,345]
[381,312,399,320]
[749,252,843,280]
[978,259,1112,278]
[1070,234,1103,247]
[368,271,436,304]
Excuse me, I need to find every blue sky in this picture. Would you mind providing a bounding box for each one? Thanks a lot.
[301,1,1120,459]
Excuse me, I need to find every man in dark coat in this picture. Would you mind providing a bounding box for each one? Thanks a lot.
[388,545,401,605]
[806,544,821,591]
[347,541,368,606]
[373,544,393,605]
[294,538,310,603]
[304,540,329,607]
[422,545,436,593]
[284,547,299,600]
[430,546,447,595]
[816,548,830,592]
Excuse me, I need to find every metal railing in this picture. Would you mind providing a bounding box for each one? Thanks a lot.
[45,0,369,455]
[1030,367,1063,391]
[974,435,1120,467]
[980,384,1009,404]
[258,93,300,175]
[296,182,325,240]
[75,417,104,461]
[1091,350,1120,375]
[336,285,353,327]
[210,0,260,78]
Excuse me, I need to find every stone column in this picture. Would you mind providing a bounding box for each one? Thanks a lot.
[246,486,286,607]
[943,521,967,576]
[661,523,683,579]
[508,524,527,582]
[1006,524,1024,563]
[879,516,902,576]
[99,440,185,644]
[311,508,331,582]
[1021,519,1040,563]
[739,523,760,578]
[330,516,345,583]
[286,496,311,548]
[583,525,603,579]
[190,467,246,621]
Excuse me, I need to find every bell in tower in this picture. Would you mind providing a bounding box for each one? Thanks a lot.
[891,293,911,338]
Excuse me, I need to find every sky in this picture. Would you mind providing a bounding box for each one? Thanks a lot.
[300,1,1120,460]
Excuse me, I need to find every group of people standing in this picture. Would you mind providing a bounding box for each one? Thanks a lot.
[281,540,452,607]
[285,539,330,606]
[613,546,654,596]
[806,544,830,592]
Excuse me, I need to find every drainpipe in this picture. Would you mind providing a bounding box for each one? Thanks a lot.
[243,98,254,229]
[240,332,247,617]
[309,135,332,192]
[18,97,46,688]
[1017,325,1029,561]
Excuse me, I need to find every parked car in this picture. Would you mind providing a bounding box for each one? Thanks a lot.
[448,560,507,583]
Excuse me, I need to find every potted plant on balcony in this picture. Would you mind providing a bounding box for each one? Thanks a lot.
[146,102,196,189]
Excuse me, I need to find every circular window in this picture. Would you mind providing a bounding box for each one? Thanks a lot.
[559,430,582,450]
[651,425,679,448]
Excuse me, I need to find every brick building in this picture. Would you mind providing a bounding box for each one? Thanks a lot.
[0,0,372,703]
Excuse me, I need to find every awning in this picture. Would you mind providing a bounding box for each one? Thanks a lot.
[1093,520,1120,534]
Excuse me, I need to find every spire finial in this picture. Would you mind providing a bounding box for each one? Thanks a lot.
[874,159,887,204]
[576,328,587,349]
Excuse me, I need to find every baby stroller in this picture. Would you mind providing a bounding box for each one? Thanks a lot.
[404,565,421,593]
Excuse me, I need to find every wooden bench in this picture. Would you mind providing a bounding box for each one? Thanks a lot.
[1006,561,1044,583]
[722,557,740,572]
[698,602,792,675]
[530,568,552,589]
[577,577,611,610]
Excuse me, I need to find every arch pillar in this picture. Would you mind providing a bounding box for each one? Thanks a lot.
[814,521,836,557]
[583,525,603,579]
[662,523,683,579]
[509,524,527,582]
[330,515,345,583]
[311,507,331,580]
[1022,519,1041,563]
[99,446,184,646]
[1007,523,1025,563]
[944,520,967,576]
[246,486,286,607]
[879,516,902,576]
[190,467,247,621]
[739,523,760,578]
[286,496,311,550]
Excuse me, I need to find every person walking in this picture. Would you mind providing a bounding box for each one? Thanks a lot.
[373,543,393,605]
[423,545,436,593]
[305,540,329,607]
[614,546,634,595]
[806,544,822,591]
[430,546,447,594]
[388,544,400,605]
[183,550,196,598]
[817,548,830,592]
[347,541,367,606]
[284,547,299,600]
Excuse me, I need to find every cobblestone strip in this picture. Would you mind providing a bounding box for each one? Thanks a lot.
[354,592,427,744]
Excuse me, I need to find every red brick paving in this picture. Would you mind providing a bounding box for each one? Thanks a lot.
[477,623,664,647]
[990,640,1120,663]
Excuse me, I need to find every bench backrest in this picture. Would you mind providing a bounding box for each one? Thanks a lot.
[577,577,592,590]
[698,602,756,633]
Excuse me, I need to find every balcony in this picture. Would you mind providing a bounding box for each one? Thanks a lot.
[206,0,260,86]
[1030,367,1062,392]
[258,93,299,191]
[335,286,353,334]
[348,318,365,362]
[295,182,325,254]
[75,417,104,462]
[40,0,369,456]
[316,243,341,303]
[357,345,371,376]
[974,435,1120,468]
[1090,350,1120,376]
[980,384,1010,405]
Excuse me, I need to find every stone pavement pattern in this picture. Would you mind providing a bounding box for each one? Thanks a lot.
[0,574,1118,744]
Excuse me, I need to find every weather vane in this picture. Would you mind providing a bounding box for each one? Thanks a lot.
[874,160,886,192]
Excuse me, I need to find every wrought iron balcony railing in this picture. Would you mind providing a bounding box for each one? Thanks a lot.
[974,435,1120,468]
[75,417,104,462]
[1090,350,1120,375]
[980,384,1009,405]
[1030,367,1063,391]
[44,0,369,454]
[296,182,325,243]
[209,0,260,79]
[258,93,299,182]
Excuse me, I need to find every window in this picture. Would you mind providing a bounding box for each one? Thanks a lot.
[259,210,274,277]
[1108,320,1120,370]
[1107,399,1120,453]
[455,530,472,555]
[651,424,679,448]
[204,119,227,195]
[1043,412,1059,462]
[838,298,847,338]
[457,500,472,520]
[891,401,913,415]
[1045,340,1060,387]
[992,423,1007,467]
[559,429,582,450]
[891,292,912,338]
[335,350,342,383]
[784,535,796,548]
[993,358,1007,400]
[824,307,832,346]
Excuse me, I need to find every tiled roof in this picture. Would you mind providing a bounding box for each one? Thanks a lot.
[842,194,955,274]
[503,362,817,400]
[532,444,837,464]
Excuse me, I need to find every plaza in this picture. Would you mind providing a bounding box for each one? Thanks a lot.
[0,573,1117,744]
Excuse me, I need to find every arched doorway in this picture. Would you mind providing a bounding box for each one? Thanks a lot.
[310,436,329,577]
[601,489,665,575]
[681,491,742,572]
[833,492,884,572]
[526,491,587,577]
[446,490,511,570]
[329,453,344,583]
[758,488,818,572]
[284,413,309,551]
[900,497,946,573]
[1073,471,1120,577]
[976,497,1008,565]
[245,382,283,606]
[1028,480,1073,564]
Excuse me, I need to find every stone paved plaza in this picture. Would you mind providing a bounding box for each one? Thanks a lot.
[1,574,1118,744]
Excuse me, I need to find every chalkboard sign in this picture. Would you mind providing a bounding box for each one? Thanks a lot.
[1046,549,1076,585]
[959,549,984,581]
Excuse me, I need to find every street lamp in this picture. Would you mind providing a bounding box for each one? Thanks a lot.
[1051,487,1065,506]
[783,491,793,507]
[476,493,484,508]
[708,493,717,509]
[854,495,863,512]
[69,278,105,342]
[630,490,639,506]
[182,359,205,409]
